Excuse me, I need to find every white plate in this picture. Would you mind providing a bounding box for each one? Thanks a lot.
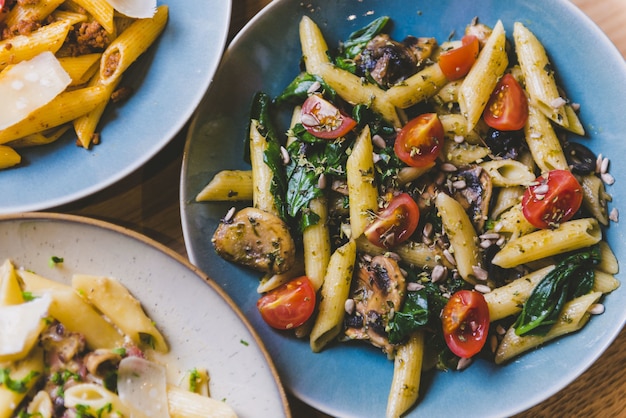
[0,212,289,418]
[0,0,231,215]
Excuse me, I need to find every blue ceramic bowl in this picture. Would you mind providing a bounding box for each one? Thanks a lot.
[0,0,231,214]
[181,1,626,416]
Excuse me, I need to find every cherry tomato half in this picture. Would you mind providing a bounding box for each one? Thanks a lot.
[301,94,357,139]
[364,193,420,248]
[483,73,529,131]
[442,290,490,359]
[394,113,444,168]
[521,169,583,229]
[438,35,480,80]
[257,276,316,330]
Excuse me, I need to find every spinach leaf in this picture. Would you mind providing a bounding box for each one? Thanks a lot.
[387,290,429,344]
[339,16,390,60]
[274,73,336,106]
[284,127,350,231]
[515,246,600,336]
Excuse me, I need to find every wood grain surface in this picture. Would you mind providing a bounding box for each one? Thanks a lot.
[62,0,625,416]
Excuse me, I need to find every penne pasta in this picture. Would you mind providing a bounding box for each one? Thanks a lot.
[386,332,424,418]
[303,197,332,291]
[195,170,254,202]
[458,20,508,131]
[310,239,356,352]
[347,125,379,239]
[435,192,481,284]
[491,218,602,268]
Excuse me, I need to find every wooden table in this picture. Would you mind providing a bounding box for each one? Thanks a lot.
[61,0,626,416]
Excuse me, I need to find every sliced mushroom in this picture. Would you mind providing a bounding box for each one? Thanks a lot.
[451,165,492,231]
[344,255,406,354]
[355,34,429,88]
[212,207,296,274]
[84,349,122,378]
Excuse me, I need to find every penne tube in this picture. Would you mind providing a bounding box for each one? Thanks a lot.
[18,270,124,350]
[439,113,482,145]
[384,63,448,109]
[3,0,65,29]
[435,192,481,284]
[0,20,72,70]
[310,239,356,352]
[72,274,168,353]
[514,22,568,129]
[597,241,619,275]
[347,125,379,239]
[195,170,254,202]
[249,119,278,214]
[71,0,115,33]
[491,218,602,268]
[317,63,401,127]
[299,15,331,74]
[458,20,508,131]
[58,54,102,86]
[303,197,332,291]
[441,141,490,167]
[386,331,424,418]
[0,86,109,144]
[484,265,554,321]
[99,5,168,85]
[480,159,536,187]
[523,103,568,173]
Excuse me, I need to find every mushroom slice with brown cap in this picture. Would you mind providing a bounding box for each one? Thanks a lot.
[451,165,492,231]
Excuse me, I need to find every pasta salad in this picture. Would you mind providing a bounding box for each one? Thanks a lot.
[197,15,619,417]
[0,258,236,418]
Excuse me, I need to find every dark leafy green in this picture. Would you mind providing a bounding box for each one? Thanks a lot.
[387,290,429,344]
[515,246,600,336]
[274,73,336,105]
[339,16,390,60]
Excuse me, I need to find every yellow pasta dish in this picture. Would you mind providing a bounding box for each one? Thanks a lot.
[0,0,167,170]
[197,15,620,418]
[0,258,236,418]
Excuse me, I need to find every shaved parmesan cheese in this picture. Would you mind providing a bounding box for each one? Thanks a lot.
[0,293,52,362]
[118,357,171,418]
[0,52,71,131]
[106,0,157,18]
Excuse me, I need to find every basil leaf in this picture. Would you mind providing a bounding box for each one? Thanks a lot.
[515,246,600,336]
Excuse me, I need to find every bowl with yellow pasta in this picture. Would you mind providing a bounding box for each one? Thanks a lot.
[181,0,626,417]
[0,0,231,214]
[0,212,290,417]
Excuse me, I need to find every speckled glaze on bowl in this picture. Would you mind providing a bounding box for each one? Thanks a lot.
[181,1,626,417]
[0,213,290,418]
[0,0,231,215]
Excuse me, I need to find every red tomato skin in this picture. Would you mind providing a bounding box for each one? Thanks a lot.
[522,169,583,229]
[364,193,420,248]
[483,73,529,131]
[438,35,480,80]
[257,276,316,330]
[442,290,490,359]
[394,113,444,168]
[301,95,357,139]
